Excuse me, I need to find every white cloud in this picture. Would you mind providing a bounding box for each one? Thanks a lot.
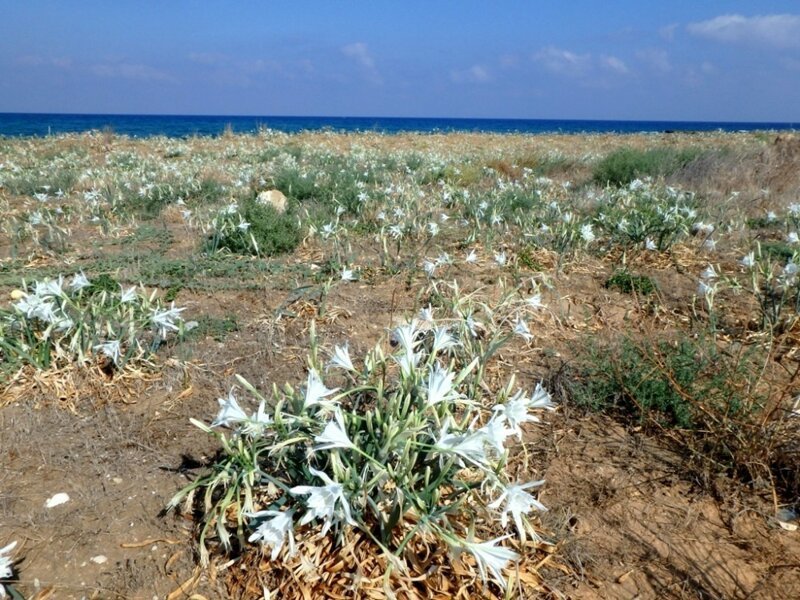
[533,47,628,79]
[341,42,381,83]
[450,64,491,84]
[687,14,800,48]
[533,46,591,76]
[636,48,672,73]
[91,63,176,83]
[342,42,375,69]
[600,55,629,74]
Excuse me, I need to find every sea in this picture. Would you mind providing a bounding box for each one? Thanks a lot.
[0,112,797,138]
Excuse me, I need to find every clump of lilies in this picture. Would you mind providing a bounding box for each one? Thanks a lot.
[171,310,553,589]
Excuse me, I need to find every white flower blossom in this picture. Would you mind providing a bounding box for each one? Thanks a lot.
[1,540,17,597]
[314,409,355,451]
[580,223,595,243]
[328,344,355,371]
[247,510,295,561]
[490,481,547,540]
[69,271,91,292]
[212,389,249,428]
[95,339,122,365]
[290,467,355,535]
[479,414,515,454]
[119,286,138,304]
[739,252,756,268]
[425,364,459,406]
[303,369,340,410]
[463,536,519,588]
[513,317,533,342]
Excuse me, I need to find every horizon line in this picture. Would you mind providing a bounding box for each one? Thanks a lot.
[0,111,798,126]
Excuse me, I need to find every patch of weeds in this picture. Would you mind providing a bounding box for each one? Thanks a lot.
[746,216,784,229]
[760,240,795,262]
[517,246,544,271]
[592,147,704,187]
[186,315,239,341]
[85,273,120,296]
[2,168,79,196]
[604,270,656,295]
[568,330,799,496]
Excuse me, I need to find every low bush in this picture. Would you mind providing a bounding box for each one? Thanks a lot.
[206,199,301,257]
[592,147,703,187]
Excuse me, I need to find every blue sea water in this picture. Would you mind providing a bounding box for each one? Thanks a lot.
[0,112,797,138]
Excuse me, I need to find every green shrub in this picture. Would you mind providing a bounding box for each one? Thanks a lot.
[567,331,793,491]
[592,147,703,187]
[604,270,656,295]
[206,200,300,257]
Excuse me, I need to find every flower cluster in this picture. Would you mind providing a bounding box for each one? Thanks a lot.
[1,274,186,371]
[172,312,553,589]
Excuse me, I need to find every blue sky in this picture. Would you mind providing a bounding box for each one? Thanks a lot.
[1,1,799,121]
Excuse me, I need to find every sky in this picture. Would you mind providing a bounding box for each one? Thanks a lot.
[1,1,799,122]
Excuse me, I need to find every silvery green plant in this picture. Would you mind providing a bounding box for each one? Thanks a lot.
[595,180,697,251]
[1,274,186,371]
[739,244,800,332]
[170,313,552,589]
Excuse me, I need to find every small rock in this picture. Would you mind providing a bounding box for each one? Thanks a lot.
[90,555,108,564]
[256,189,287,214]
[45,492,70,508]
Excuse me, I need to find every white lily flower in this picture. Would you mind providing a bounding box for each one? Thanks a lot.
[418,305,434,323]
[428,221,439,236]
[212,389,249,428]
[494,251,507,266]
[290,467,355,535]
[479,413,515,454]
[246,509,295,560]
[69,271,91,292]
[525,294,544,310]
[465,249,478,264]
[787,231,799,244]
[341,267,355,282]
[580,223,595,243]
[494,391,540,439]
[528,382,555,411]
[328,343,355,371]
[436,419,489,467]
[119,286,138,304]
[423,260,437,277]
[513,317,533,341]
[1,540,17,596]
[700,265,718,280]
[490,481,547,539]
[94,339,122,365]
[314,409,355,451]
[464,535,519,588]
[740,252,756,268]
[426,364,459,406]
[303,369,340,409]
[241,400,272,436]
[151,303,185,337]
[431,326,457,354]
[645,238,657,251]
[34,277,64,298]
